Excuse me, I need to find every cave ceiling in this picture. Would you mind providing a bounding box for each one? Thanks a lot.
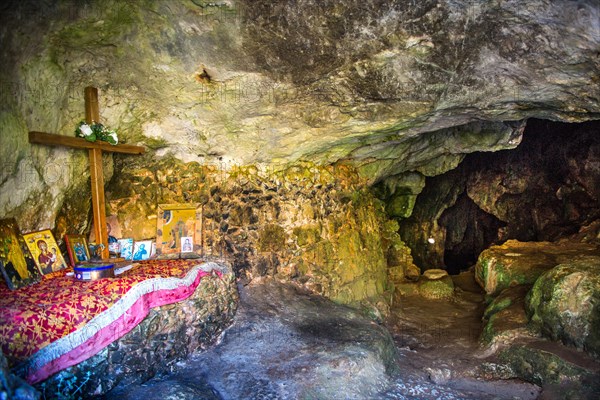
[1,0,599,186]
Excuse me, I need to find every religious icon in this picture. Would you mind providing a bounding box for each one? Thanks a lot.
[22,229,68,275]
[89,215,122,243]
[88,243,105,261]
[132,240,152,261]
[65,234,91,267]
[118,238,134,260]
[156,204,202,255]
[181,236,193,253]
[108,241,120,258]
[0,219,41,289]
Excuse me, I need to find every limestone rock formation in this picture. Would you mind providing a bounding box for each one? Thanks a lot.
[0,0,599,397]
[526,257,600,359]
[0,350,39,400]
[1,0,599,232]
[7,142,415,315]
[107,279,400,400]
[385,222,421,286]
[106,159,413,307]
[480,285,532,347]
[475,240,599,296]
[422,268,448,280]
[475,248,600,397]
[475,242,552,297]
[497,345,600,397]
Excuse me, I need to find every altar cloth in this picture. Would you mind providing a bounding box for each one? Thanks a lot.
[0,259,222,383]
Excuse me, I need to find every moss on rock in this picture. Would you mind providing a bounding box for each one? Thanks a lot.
[480,285,532,346]
[418,273,454,300]
[475,240,599,297]
[106,159,403,313]
[258,224,286,252]
[526,257,600,359]
[498,345,598,388]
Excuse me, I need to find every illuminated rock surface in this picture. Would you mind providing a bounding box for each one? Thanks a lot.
[475,240,600,296]
[107,279,544,400]
[1,0,599,229]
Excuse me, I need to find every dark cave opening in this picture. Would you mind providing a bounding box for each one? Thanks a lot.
[439,193,506,275]
[397,118,600,274]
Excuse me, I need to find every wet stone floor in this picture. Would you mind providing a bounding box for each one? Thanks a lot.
[105,276,544,400]
[382,273,540,400]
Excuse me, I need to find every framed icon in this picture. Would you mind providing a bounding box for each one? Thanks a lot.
[118,238,134,260]
[22,229,68,274]
[65,234,91,267]
[0,219,41,289]
[156,204,201,255]
[181,236,193,253]
[132,240,152,261]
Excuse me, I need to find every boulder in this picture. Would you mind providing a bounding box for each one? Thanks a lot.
[422,268,448,280]
[475,240,599,296]
[526,257,600,359]
[393,281,420,297]
[418,270,454,300]
[497,345,599,397]
[37,270,238,398]
[480,285,532,347]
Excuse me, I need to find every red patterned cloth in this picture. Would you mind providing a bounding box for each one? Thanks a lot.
[0,259,202,365]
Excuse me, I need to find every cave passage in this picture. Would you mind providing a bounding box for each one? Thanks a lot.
[439,193,506,275]
[399,118,600,273]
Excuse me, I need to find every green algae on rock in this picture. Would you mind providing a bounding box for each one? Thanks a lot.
[526,257,600,360]
[107,158,408,310]
[480,285,532,347]
[498,345,599,390]
[418,269,454,300]
[474,240,600,297]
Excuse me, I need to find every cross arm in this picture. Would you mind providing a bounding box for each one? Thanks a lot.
[29,131,145,155]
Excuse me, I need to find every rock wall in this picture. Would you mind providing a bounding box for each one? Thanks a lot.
[106,157,416,309]
[35,269,238,399]
[2,0,599,237]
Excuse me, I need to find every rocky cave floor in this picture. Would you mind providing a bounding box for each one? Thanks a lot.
[384,273,524,399]
[386,273,542,400]
[103,272,599,400]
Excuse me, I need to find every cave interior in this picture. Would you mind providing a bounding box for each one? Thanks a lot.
[1,0,600,399]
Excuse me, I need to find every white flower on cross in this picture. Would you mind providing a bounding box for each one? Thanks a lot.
[79,123,93,136]
[108,131,118,144]
[75,121,119,145]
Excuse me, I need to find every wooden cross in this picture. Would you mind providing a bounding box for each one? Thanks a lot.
[28,87,145,260]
